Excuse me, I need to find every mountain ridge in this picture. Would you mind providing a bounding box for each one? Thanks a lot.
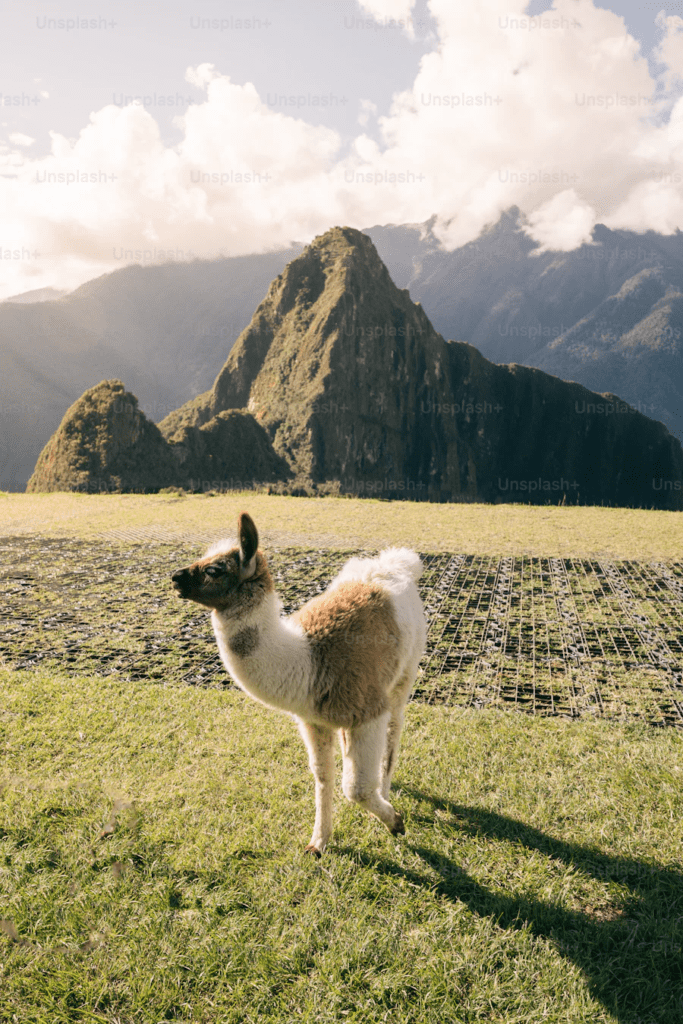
[11,215,683,502]
[36,224,677,509]
[366,213,683,441]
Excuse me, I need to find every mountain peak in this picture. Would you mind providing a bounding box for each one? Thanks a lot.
[310,224,370,250]
[307,225,387,265]
[26,379,178,493]
[209,223,436,480]
[158,223,418,446]
[275,225,397,309]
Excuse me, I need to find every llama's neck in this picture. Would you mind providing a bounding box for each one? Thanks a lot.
[211,592,313,716]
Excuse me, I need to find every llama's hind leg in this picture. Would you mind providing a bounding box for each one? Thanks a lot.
[341,713,405,835]
[381,664,417,800]
[296,719,335,856]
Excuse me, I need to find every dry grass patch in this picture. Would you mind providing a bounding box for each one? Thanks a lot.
[3,492,683,557]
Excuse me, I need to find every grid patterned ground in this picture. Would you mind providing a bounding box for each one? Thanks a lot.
[2,537,683,727]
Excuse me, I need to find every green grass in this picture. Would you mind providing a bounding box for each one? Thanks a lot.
[2,668,682,1024]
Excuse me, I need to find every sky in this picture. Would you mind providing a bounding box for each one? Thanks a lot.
[2,0,683,299]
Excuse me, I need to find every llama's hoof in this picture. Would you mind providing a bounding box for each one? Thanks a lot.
[390,814,405,836]
[304,843,322,858]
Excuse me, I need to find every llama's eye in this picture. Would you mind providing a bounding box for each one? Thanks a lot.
[205,564,224,578]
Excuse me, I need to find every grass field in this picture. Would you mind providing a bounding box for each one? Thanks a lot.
[2,491,683,557]
[2,494,683,1023]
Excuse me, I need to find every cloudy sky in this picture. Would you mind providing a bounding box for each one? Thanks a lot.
[2,0,683,298]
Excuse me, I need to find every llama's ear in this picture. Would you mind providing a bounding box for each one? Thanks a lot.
[238,512,258,578]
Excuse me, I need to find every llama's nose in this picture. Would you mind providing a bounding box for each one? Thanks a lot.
[171,568,190,592]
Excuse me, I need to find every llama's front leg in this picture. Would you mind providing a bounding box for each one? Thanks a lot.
[296,719,335,856]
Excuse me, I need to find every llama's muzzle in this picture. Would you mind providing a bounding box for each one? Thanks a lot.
[171,568,191,598]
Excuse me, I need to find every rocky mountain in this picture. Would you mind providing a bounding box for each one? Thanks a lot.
[156,226,683,509]
[26,381,179,493]
[531,268,683,439]
[26,380,290,493]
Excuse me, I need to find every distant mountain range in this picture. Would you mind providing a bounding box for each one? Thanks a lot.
[28,227,683,509]
[4,287,70,304]
[5,207,683,489]
[368,210,683,444]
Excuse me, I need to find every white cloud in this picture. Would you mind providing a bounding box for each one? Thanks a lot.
[523,190,597,251]
[4,0,683,297]
[358,99,379,127]
[654,11,683,89]
[355,0,417,35]
[7,133,34,147]
[368,0,665,249]
[0,72,345,297]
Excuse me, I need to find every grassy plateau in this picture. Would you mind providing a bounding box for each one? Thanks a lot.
[1,493,682,1024]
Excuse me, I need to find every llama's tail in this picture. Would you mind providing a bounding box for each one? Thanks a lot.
[377,547,424,584]
[329,546,423,594]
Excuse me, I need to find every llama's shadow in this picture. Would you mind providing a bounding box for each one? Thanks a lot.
[337,789,683,1024]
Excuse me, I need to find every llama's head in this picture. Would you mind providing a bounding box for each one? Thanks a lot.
[171,512,273,615]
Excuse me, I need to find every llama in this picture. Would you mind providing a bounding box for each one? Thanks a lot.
[171,512,427,856]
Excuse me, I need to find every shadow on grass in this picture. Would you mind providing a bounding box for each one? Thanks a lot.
[340,788,683,1024]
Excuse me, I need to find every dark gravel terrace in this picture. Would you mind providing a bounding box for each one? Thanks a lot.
[2,537,683,727]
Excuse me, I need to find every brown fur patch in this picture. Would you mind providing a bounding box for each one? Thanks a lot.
[229,625,259,658]
[292,582,401,728]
